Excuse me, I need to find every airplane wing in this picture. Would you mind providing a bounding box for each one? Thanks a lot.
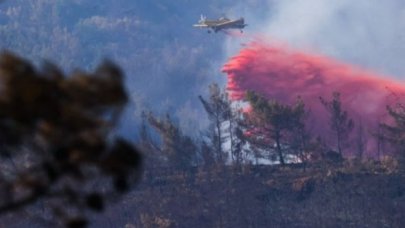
[215,20,235,27]
[193,24,209,28]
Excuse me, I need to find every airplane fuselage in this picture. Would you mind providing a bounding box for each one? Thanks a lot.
[193,16,247,33]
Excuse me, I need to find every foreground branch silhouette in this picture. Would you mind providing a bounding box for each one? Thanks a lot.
[0,52,141,227]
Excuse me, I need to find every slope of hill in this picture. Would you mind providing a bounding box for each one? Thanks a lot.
[92,162,405,227]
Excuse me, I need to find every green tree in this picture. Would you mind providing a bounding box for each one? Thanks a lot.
[320,92,354,156]
[199,84,230,164]
[243,91,306,165]
[375,122,387,159]
[355,121,367,160]
[0,52,141,227]
[137,113,160,170]
[147,113,197,170]
[381,103,405,166]
[199,83,246,166]
[288,98,314,164]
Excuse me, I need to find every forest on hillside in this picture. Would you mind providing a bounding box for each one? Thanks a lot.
[0,52,404,227]
[2,1,405,228]
[96,79,405,228]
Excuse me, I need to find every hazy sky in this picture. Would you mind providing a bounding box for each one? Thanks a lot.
[1,0,405,137]
[225,0,405,79]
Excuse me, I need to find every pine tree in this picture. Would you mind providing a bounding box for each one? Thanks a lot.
[137,112,161,170]
[381,103,405,167]
[355,121,367,160]
[199,84,230,164]
[147,113,197,170]
[243,91,307,165]
[199,83,246,166]
[288,98,313,164]
[383,105,405,146]
[320,92,354,156]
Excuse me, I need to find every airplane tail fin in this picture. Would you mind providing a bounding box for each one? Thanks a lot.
[199,14,207,23]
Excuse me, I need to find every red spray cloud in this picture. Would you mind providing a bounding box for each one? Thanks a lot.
[222,41,405,156]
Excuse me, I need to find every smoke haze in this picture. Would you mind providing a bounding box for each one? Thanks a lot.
[225,0,405,78]
[219,1,405,155]
[222,41,405,155]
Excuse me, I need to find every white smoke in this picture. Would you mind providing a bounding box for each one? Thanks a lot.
[225,0,405,78]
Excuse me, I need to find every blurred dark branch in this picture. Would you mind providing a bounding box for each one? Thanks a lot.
[0,187,47,214]
[0,51,142,227]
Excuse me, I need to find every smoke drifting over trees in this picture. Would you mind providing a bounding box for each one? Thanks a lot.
[2,1,405,227]
[222,41,405,157]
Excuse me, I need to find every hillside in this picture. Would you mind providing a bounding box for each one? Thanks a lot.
[94,161,405,228]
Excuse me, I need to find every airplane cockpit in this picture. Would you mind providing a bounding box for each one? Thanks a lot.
[218,17,230,21]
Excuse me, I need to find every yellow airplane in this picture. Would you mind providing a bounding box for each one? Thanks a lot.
[193,15,247,33]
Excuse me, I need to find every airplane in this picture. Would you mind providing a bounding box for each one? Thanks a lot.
[193,15,247,33]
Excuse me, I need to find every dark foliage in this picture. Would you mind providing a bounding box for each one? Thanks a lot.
[383,105,405,148]
[146,112,197,170]
[243,91,307,165]
[0,52,142,227]
[320,92,354,155]
[199,83,246,166]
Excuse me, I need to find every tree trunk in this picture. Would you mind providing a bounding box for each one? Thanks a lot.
[336,128,342,155]
[275,132,285,165]
[216,117,223,163]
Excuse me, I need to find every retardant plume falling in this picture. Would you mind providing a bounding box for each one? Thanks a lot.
[222,41,405,155]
